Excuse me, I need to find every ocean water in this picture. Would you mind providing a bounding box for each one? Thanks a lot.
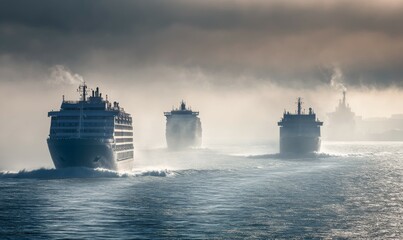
[0,142,402,239]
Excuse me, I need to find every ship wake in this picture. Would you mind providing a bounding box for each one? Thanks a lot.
[0,167,173,179]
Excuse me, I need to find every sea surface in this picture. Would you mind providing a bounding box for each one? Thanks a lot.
[0,142,402,239]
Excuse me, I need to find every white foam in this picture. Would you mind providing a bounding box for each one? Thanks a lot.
[0,167,174,179]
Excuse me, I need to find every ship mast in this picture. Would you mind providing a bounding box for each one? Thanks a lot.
[77,82,87,138]
[78,102,83,138]
[78,81,88,101]
[180,100,186,111]
[297,97,302,115]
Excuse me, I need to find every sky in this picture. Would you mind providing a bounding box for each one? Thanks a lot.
[1,0,403,169]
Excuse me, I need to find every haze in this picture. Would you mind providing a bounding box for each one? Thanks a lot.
[1,0,403,170]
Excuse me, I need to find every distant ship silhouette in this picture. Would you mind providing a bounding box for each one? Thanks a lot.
[327,91,356,140]
[164,101,202,149]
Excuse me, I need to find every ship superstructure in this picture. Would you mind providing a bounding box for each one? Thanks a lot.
[327,91,356,140]
[164,101,202,149]
[47,83,134,170]
[278,98,323,154]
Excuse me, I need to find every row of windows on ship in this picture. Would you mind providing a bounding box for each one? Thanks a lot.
[117,151,134,161]
[50,115,133,139]
[114,144,134,151]
[51,122,133,130]
[51,116,131,124]
[50,129,133,135]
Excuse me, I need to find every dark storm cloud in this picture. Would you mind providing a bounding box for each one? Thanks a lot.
[1,0,403,88]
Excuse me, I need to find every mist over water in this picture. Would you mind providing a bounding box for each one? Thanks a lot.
[2,68,403,170]
[1,142,402,239]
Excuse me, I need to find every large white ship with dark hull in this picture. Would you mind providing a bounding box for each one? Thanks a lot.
[164,101,202,149]
[278,98,323,154]
[47,83,134,170]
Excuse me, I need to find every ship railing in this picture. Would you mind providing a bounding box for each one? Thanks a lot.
[164,111,199,116]
[62,100,121,111]
[62,100,80,104]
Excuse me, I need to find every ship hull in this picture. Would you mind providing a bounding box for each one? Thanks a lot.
[166,119,202,150]
[279,136,321,154]
[166,134,202,149]
[47,138,133,171]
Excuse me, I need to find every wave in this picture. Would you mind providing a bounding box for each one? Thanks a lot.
[246,151,403,161]
[135,169,174,177]
[0,167,173,179]
[172,168,225,176]
[247,152,341,160]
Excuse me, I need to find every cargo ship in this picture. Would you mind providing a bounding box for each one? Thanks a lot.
[278,98,323,154]
[327,91,356,140]
[47,83,134,170]
[164,101,202,149]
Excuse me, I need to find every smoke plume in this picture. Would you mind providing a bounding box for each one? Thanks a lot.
[48,65,84,85]
[330,66,347,92]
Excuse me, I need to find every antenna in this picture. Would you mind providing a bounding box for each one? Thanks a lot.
[77,81,88,101]
[296,97,303,115]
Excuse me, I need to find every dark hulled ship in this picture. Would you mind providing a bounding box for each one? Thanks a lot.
[47,83,134,170]
[278,98,323,154]
[164,101,202,149]
[327,91,356,140]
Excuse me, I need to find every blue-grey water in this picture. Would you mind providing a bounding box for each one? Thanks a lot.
[1,142,402,239]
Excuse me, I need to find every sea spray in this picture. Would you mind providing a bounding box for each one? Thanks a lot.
[0,167,174,179]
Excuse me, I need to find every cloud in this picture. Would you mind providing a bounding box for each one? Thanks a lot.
[0,0,403,88]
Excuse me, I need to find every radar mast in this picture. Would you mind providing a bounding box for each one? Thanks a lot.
[297,97,303,115]
[78,81,88,101]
